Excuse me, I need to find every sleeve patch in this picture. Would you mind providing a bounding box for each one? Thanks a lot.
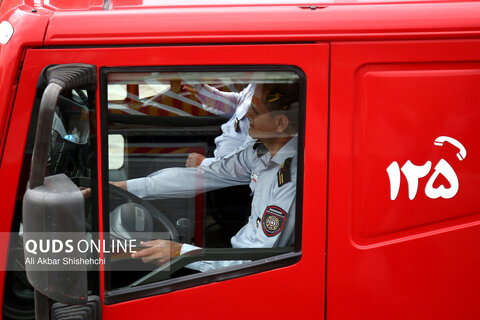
[262,205,287,237]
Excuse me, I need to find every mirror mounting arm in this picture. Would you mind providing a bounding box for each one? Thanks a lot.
[29,64,97,189]
[29,82,62,189]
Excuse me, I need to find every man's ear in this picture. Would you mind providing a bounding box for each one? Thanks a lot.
[275,114,289,133]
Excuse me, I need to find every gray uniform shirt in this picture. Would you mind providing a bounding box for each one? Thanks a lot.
[194,84,256,167]
[126,136,297,271]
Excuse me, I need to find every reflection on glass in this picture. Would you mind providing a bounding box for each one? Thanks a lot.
[106,70,301,289]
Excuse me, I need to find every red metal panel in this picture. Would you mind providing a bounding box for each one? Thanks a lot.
[19,43,329,319]
[0,7,50,163]
[328,39,480,319]
[0,6,50,313]
[38,0,105,11]
[43,2,480,46]
[108,0,472,10]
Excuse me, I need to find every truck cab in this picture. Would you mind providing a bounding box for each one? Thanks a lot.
[1,0,480,319]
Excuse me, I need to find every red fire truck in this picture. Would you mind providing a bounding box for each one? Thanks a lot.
[1,0,480,319]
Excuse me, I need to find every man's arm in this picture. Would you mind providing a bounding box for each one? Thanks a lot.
[131,240,251,272]
[183,84,242,115]
[131,194,297,272]
[183,84,255,167]
[126,142,256,199]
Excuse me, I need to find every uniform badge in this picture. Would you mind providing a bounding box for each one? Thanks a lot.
[251,172,258,183]
[262,206,287,237]
[277,157,293,187]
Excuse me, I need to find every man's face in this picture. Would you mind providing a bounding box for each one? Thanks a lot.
[246,86,279,140]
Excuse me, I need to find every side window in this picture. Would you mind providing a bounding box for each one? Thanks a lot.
[102,69,303,292]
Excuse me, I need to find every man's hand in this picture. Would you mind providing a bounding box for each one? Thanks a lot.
[131,240,182,266]
[182,84,199,95]
[81,181,128,198]
[110,180,127,190]
[186,153,205,168]
[80,187,91,198]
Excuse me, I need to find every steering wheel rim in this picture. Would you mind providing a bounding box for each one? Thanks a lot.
[108,183,180,242]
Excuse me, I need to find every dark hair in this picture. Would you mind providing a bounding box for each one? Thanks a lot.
[262,82,299,131]
[263,82,299,111]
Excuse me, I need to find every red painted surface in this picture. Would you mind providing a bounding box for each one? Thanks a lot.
[16,43,329,319]
[328,39,480,319]
[1,0,480,319]
[0,4,50,314]
[0,8,50,163]
[43,2,480,46]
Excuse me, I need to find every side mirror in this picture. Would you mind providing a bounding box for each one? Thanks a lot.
[22,64,97,307]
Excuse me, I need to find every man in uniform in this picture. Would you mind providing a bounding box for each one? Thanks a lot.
[183,83,256,168]
[114,82,300,272]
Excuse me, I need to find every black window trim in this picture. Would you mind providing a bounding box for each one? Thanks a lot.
[99,64,306,304]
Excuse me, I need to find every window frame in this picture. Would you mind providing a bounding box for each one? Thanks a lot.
[99,65,306,304]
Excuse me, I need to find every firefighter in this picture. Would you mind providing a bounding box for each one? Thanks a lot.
[115,82,300,271]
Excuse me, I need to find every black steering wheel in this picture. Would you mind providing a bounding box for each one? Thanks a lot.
[108,183,179,242]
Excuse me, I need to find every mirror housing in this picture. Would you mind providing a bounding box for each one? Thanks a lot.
[23,174,88,304]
